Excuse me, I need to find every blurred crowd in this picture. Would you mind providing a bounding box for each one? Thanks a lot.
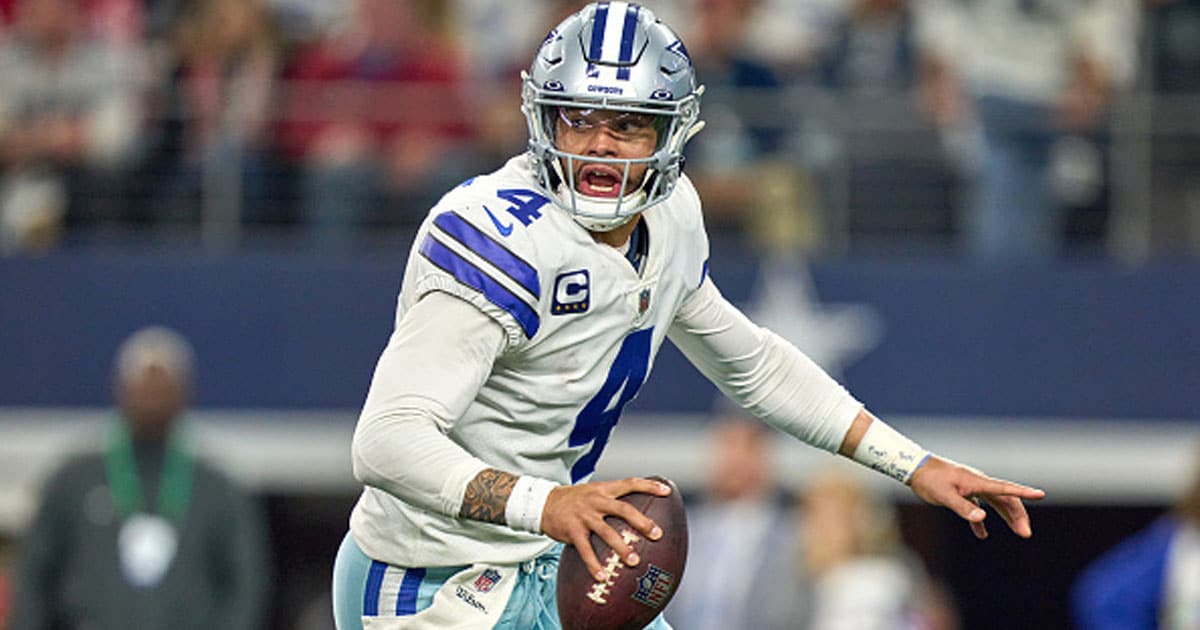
[0,0,1198,259]
[667,414,960,630]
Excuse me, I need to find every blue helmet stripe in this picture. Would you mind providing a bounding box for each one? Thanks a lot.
[589,2,609,61]
[433,211,539,298]
[395,567,426,616]
[362,560,387,616]
[420,237,540,339]
[616,3,640,79]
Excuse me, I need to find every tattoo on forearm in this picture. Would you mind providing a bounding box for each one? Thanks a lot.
[459,468,518,525]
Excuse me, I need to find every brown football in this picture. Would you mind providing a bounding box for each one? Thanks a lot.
[556,476,688,630]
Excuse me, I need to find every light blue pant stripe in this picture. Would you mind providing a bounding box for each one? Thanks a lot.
[333,534,371,629]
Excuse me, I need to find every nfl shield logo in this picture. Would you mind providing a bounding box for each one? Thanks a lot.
[638,288,651,315]
[632,564,674,608]
[474,569,502,593]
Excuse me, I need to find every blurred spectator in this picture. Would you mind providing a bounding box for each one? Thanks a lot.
[681,0,825,252]
[666,414,806,630]
[914,0,1140,262]
[277,0,473,249]
[818,0,915,93]
[449,0,552,84]
[0,0,143,253]
[685,0,785,174]
[1144,0,1200,257]
[1073,451,1200,629]
[735,0,846,79]
[799,465,955,630]
[8,326,271,630]
[147,0,282,229]
[439,0,559,187]
[813,0,965,254]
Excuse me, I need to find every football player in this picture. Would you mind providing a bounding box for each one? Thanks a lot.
[333,3,1045,629]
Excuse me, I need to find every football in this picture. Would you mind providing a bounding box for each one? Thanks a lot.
[556,476,688,630]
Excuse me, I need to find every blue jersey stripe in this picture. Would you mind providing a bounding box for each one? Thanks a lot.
[589,2,609,61]
[433,212,539,298]
[362,560,388,616]
[420,236,540,338]
[616,3,639,79]
[396,567,426,616]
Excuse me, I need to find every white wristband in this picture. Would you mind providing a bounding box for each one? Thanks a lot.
[504,476,558,534]
[852,420,932,484]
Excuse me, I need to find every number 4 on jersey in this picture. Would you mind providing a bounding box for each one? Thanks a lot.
[569,328,653,483]
[496,189,549,227]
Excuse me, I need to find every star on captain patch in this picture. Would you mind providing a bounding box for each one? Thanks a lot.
[638,288,651,315]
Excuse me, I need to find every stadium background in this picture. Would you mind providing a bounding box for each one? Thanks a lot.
[2,0,1199,628]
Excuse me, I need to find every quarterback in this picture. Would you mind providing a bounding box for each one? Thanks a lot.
[332,3,1045,629]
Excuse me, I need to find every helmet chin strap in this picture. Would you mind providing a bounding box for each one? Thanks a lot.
[547,155,658,232]
[568,190,648,232]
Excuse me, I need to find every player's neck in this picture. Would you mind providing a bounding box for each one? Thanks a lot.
[589,215,641,249]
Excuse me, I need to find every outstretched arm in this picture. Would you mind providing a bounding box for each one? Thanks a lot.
[837,409,1044,539]
[669,277,1044,537]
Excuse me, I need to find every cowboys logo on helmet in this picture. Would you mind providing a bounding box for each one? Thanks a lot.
[522,1,705,232]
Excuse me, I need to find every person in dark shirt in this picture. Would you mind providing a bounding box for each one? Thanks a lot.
[9,326,271,630]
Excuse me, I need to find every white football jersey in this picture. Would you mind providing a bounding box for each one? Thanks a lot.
[351,154,709,567]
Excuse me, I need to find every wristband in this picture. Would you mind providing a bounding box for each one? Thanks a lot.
[505,476,558,533]
[852,420,931,484]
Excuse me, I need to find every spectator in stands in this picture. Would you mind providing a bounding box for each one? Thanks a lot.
[1143,0,1200,256]
[0,0,143,252]
[1073,451,1200,629]
[734,0,844,80]
[680,0,824,252]
[914,0,1140,262]
[799,465,955,630]
[666,414,807,630]
[8,326,271,630]
[148,0,282,229]
[449,0,552,86]
[818,0,915,94]
[277,0,473,249]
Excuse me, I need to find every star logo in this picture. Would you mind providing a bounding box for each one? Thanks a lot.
[745,255,882,378]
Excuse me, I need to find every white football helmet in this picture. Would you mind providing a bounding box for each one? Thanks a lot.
[522,1,704,231]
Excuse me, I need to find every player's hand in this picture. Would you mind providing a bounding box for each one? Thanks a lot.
[541,477,669,582]
[908,456,1046,540]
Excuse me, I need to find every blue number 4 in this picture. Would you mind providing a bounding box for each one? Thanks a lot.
[568,328,653,483]
[496,188,549,227]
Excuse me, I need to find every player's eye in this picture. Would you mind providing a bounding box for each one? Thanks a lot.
[609,114,658,141]
[558,108,594,129]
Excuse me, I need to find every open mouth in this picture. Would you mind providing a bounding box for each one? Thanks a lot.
[576,164,625,198]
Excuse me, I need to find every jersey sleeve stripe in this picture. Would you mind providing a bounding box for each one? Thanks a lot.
[420,236,541,338]
[433,211,540,297]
